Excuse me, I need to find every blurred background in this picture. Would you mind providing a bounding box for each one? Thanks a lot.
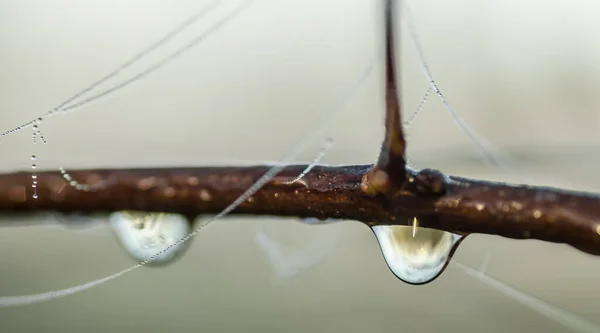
[0,0,599,332]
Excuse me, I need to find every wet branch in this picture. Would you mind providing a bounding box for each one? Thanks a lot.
[1,0,599,257]
[0,165,599,256]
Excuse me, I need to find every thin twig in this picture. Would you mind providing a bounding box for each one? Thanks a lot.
[361,0,408,198]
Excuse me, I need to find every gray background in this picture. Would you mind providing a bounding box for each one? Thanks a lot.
[0,0,599,332]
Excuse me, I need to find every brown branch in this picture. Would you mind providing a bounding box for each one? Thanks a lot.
[361,0,408,198]
[0,165,599,256]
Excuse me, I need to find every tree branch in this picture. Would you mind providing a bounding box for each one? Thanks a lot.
[0,165,599,256]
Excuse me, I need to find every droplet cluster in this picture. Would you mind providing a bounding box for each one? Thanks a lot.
[59,167,92,192]
[30,118,45,199]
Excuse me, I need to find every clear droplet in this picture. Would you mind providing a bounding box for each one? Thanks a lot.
[301,217,340,224]
[31,160,38,199]
[109,211,192,266]
[372,223,464,285]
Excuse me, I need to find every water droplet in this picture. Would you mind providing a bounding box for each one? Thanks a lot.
[372,223,464,285]
[301,217,340,224]
[109,211,192,266]
[31,161,38,199]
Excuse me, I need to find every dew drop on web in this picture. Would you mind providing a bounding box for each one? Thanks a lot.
[371,220,464,285]
[30,155,38,199]
[109,211,193,266]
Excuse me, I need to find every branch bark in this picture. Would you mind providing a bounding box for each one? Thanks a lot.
[0,165,599,255]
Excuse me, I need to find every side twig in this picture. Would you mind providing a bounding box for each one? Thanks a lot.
[361,0,408,198]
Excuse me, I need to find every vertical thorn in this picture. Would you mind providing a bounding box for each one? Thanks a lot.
[361,0,408,197]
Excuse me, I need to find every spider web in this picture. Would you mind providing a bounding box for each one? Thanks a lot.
[0,0,598,332]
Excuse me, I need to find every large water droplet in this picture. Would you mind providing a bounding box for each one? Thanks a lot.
[372,222,464,285]
[109,211,192,266]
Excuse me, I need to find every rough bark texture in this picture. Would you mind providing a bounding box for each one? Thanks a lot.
[0,165,599,255]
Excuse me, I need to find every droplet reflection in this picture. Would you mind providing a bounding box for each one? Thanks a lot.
[372,224,464,285]
[109,211,192,266]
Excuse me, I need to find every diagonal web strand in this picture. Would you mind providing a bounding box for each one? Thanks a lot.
[454,260,600,333]
[402,1,512,169]
[0,0,231,138]
[258,137,338,282]
[0,57,378,308]
[403,86,432,128]
[255,223,338,283]
[58,0,253,114]
[48,0,224,116]
[284,137,334,184]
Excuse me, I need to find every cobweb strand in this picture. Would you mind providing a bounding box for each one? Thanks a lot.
[59,0,254,114]
[0,57,377,308]
[402,1,509,169]
[48,0,224,116]
[284,137,334,184]
[454,260,600,333]
[0,0,236,138]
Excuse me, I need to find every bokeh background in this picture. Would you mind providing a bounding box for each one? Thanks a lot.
[0,0,599,332]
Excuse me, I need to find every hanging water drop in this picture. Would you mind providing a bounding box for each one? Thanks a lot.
[372,221,464,285]
[109,211,192,266]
